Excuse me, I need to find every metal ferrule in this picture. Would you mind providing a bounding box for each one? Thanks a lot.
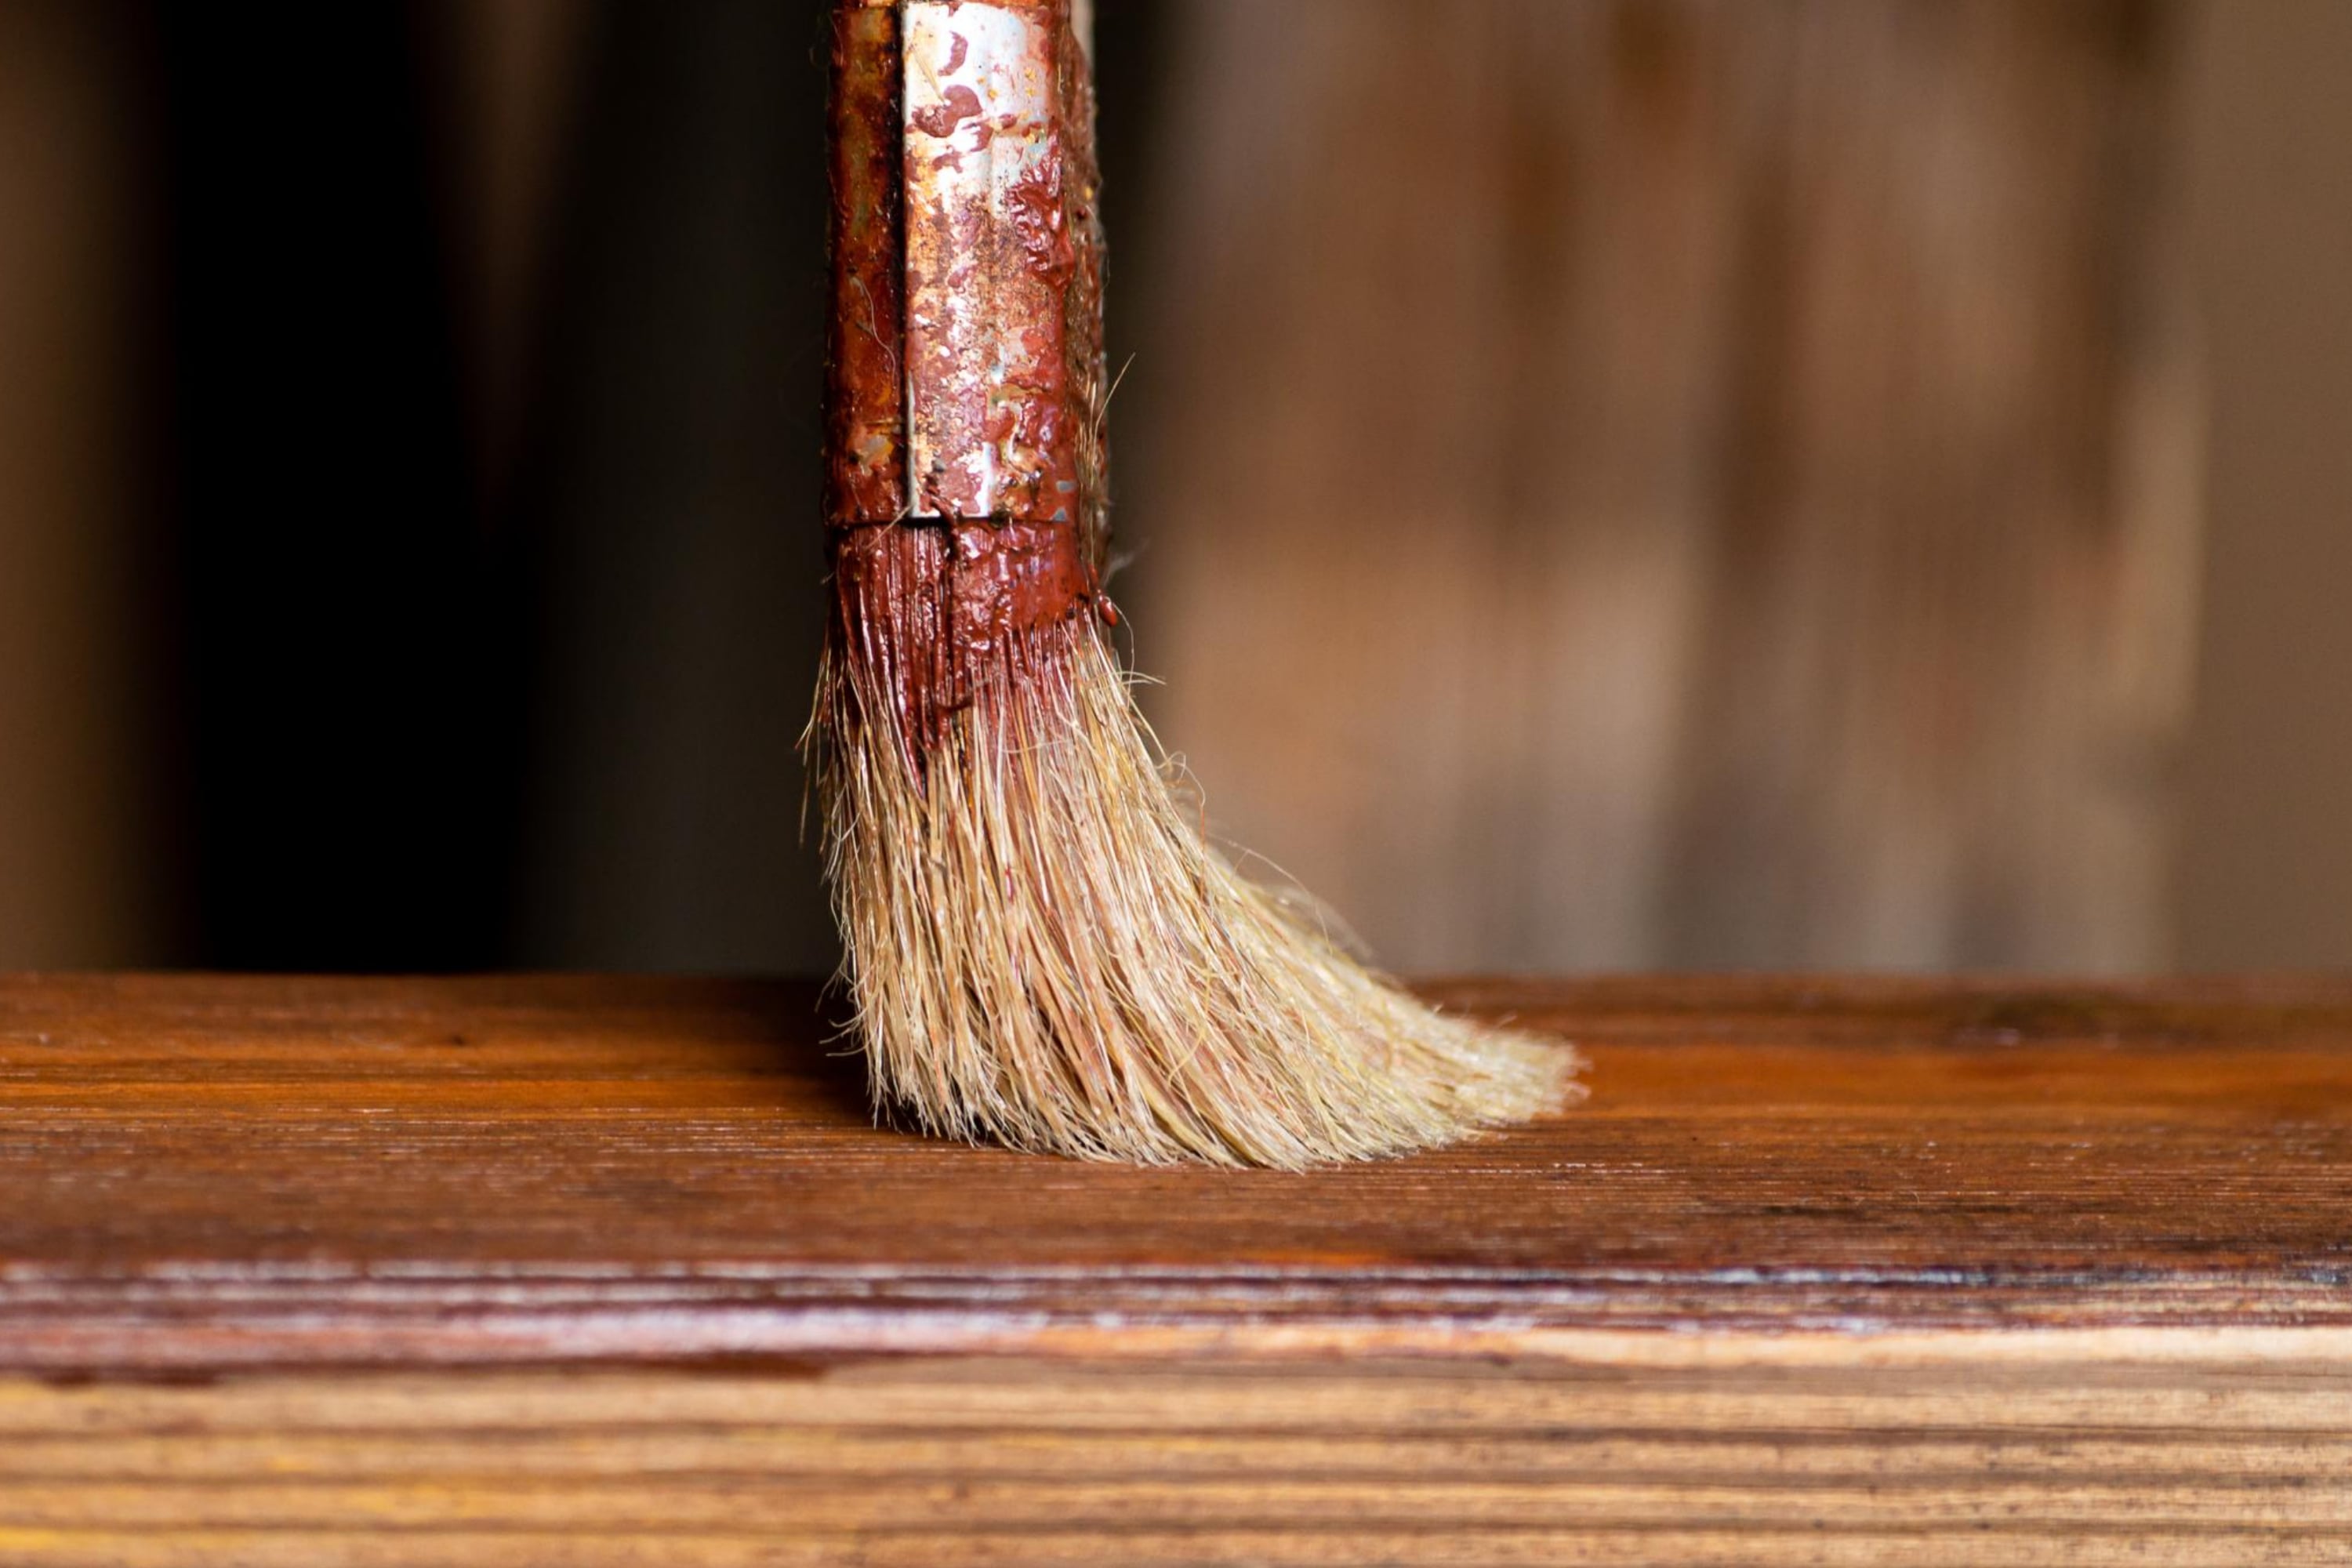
[825,0,1104,545]
[822,0,1107,750]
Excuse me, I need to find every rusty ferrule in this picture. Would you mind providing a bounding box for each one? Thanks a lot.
[824,0,1106,746]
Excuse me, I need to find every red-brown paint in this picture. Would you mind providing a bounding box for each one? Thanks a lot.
[823,0,1106,757]
[830,521,1095,751]
[823,2,907,526]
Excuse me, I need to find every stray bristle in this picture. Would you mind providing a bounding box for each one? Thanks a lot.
[810,616,1581,1168]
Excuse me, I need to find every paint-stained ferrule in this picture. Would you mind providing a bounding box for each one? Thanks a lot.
[823,0,1107,748]
[826,0,1103,542]
[824,0,908,525]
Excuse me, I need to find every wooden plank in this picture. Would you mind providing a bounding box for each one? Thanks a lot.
[2,975,2350,1357]
[1,974,2347,1562]
[1,1359,2349,1563]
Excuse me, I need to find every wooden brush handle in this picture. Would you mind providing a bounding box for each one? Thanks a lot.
[824,0,1106,546]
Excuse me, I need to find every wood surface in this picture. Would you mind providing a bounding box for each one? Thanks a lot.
[1,973,2349,1563]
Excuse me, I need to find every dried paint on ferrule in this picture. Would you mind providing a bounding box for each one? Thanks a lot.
[823,0,1107,749]
[823,1,1105,543]
[823,1,908,526]
[899,0,1094,527]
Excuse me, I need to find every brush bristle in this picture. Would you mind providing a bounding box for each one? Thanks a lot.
[811,616,1581,1168]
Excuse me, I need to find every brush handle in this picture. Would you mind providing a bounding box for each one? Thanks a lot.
[822,0,1108,751]
[824,0,908,525]
[824,0,1105,546]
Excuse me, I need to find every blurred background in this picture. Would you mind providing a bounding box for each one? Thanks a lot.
[0,0,2343,976]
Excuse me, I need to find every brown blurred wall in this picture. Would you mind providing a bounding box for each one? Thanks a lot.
[1120,0,2201,974]
[2175,0,2352,971]
[1112,0,2350,976]
[0,2,163,967]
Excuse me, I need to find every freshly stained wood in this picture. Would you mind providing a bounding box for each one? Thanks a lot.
[1,975,2348,1564]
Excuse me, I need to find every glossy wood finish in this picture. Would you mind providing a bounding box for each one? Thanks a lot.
[2,975,2348,1563]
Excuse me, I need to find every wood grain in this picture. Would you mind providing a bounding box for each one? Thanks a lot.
[2,974,2348,1563]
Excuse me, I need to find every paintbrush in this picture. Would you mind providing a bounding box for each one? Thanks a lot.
[810,0,1577,1166]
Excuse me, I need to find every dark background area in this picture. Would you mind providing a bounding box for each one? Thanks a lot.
[153,4,524,970]
[7,1,917,971]
[147,1,880,971]
[0,0,2347,976]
